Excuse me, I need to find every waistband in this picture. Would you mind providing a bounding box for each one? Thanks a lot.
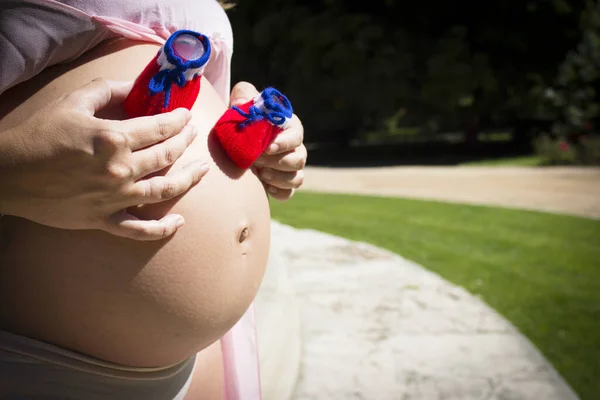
[0,328,196,399]
[0,328,192,379]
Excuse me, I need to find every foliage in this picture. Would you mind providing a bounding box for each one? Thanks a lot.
[533,133,600,165]
[579,134,600,163]
[545,0,600,137]
[228,0,587,146]
[533,134,578,164]
[229,1,411,144]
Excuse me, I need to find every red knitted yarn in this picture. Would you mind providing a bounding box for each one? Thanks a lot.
[123,30,210,118]
[213,99,284,169]
[124,55,202,117]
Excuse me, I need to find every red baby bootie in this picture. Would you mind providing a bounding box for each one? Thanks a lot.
[124,30,211,118]
[214,87,294,169]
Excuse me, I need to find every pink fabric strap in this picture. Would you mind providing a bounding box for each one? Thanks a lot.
[221,304,263,400]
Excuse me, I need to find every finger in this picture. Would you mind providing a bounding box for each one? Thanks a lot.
[264,185,295,201]
[254,145,307,172]
[250,165,261,177]
[264,114,304,155]
[229,81,259,106]
[126,160,210,205]
[66,78,134,115]
[259,168,304,190]
[130,124,198,178]
[105,211,185,241]
[108,108,193,150]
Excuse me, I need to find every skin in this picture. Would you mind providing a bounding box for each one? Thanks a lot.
[0,82,209,240]
[229,82,307,201]
[0,38,305,398]
[0,72,306,241]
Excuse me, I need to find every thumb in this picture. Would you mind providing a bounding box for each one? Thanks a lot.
[68,78,134,115]
[230,81,259,107]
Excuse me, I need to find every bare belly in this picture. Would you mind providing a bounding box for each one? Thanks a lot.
[0,39,271,368]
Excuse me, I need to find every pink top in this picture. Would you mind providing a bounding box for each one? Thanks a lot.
[0,1,261,399]
[0,0,233,103]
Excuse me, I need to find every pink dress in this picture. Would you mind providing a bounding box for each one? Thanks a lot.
[0,1,261,398]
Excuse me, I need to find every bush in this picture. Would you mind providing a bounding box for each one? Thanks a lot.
[534,134,577,164]
[534,133,600,165]
[578,135,600,164]
[544,0,600,138]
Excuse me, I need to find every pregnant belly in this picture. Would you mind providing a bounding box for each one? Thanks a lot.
[0,40,271,367]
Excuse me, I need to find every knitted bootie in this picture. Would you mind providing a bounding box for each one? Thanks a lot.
[213,87,294,169]
[124,30,211,117]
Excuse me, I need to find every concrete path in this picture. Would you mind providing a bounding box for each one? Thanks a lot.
[256,222,579,400]
[255,166,592,399]
[300,166,600,219]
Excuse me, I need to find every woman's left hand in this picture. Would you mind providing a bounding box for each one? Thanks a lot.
[229,81,307,201]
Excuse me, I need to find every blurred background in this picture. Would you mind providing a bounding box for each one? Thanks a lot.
[230,0,600,166]
[227,2,600,400]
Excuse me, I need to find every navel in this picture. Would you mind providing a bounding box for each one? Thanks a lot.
[238,226,249,243]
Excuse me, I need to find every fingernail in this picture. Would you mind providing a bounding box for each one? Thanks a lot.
[268,186,278,194]
[175,216,185,228]
[188,126,198,139]
[261,170,273,181]
[198,162,210,173]
[268,143,279,154]
[175,108,192,121]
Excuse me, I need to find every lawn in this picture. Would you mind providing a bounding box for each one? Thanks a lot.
[270,192,600,400]
[460,155,545,166]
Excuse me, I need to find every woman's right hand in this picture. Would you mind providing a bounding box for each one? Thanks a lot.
[0,79,209,240]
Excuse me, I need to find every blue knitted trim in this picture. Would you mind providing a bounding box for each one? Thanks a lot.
[162,30,212,69]
[148,30,212,108]
[148,68,186,108]
[232,87,294,129]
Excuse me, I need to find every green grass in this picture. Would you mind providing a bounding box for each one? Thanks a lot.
[271,192,600,399]
[477,131,513,142]
[460,155,545,166]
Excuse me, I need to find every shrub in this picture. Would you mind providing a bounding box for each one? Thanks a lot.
[578,135,600,165]
[534,133,600,165]
[533,134,577,165]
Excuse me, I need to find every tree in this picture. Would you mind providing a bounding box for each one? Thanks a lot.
[545,0,600,138]
[228,0,587,144]
[229,0,413,145]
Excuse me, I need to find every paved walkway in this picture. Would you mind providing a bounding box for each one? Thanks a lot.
[301,166,600,219]
[256,222,579,400]
[255,166,593,399]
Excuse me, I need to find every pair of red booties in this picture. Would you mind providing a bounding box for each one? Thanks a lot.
[123,30,293,170]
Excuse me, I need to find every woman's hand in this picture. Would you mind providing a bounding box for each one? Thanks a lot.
[0,79,209,240]
[229,82,307,201]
